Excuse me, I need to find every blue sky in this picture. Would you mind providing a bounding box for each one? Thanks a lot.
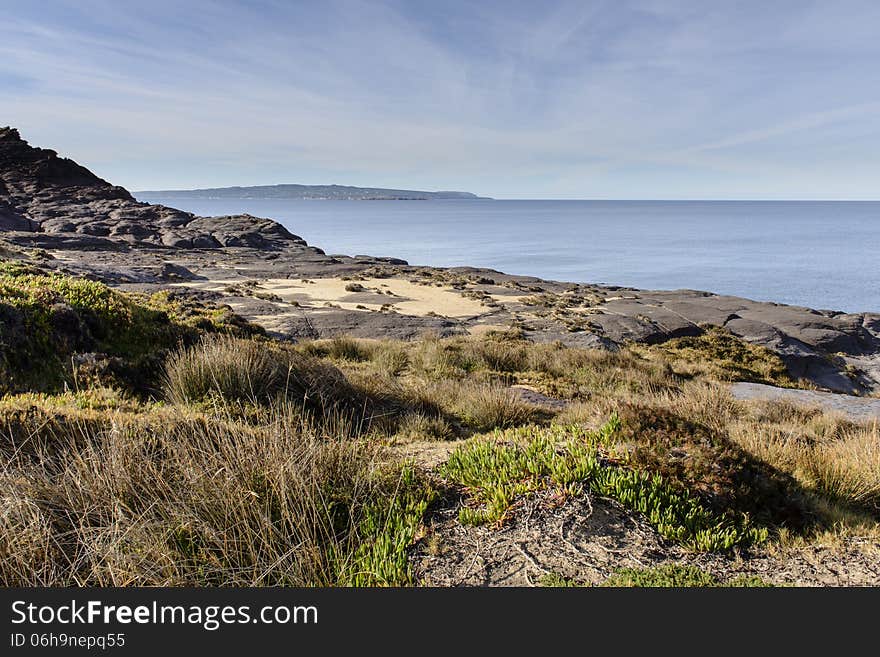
[2,0,879,199]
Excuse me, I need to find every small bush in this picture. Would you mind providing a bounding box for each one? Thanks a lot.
[454,383,544,432]
[395,411,454,442]
[327,336,371,362]
[467,340,528,372]
[373,344,410,376]
[611,402,813,531]
[410,338,473,380]
[638,326,796,387]
[163,335,352,411]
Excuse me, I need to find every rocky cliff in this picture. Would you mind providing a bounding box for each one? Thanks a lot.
[0,127,302,249]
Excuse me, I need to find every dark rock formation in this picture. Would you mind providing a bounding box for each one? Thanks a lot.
[595,290,880,394]
[0,127,304,249]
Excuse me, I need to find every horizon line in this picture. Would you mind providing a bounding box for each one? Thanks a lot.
[133,189,880,203]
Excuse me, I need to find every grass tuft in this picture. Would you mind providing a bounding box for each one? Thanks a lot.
[453,383,545,432]
[164,334,353,412]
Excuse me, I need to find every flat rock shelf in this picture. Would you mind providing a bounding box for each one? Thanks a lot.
[731,382,880,423]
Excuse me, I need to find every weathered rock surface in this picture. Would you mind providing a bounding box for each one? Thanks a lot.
[731,382,880,422]
[598,290,880,394]
[0,127,304,250]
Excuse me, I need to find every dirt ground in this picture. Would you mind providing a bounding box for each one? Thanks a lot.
[411,489,880,587]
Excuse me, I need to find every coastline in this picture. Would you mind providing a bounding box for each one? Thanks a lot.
[2,124,879,397]
[131,195,880,316]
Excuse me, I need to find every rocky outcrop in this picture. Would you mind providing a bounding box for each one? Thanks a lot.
[595,290,880,394]
[0,127,304,249]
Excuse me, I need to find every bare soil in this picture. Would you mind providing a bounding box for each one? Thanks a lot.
[412,489,880,587]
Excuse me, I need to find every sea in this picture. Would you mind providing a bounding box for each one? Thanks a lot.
[134,197,880,314]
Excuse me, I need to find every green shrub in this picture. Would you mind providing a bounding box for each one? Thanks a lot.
[639,326,796,387]
[612,403,813,531]
[0,263,257,394]
[441,418,766,552]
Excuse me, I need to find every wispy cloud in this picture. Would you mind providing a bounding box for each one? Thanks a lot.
[681,102,880,155]
[1,0,878,198]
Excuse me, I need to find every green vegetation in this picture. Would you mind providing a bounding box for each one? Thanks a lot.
[601,565,772,588]
[0,262,257,394]
[634,326,797,387]
[441,418,767,551]
[338,465,436,586]
[609,403,812,530]
[538,565,771,587]
[538,572,579,587]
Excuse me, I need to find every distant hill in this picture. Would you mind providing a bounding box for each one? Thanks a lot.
[135,183,490,201]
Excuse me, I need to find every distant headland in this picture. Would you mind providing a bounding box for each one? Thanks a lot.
[136,183,491,201]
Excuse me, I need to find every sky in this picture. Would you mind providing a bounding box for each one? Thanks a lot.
[2,0,879,199]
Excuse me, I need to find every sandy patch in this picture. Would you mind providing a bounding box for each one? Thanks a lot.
[170,280,234,294]
[173,277,489,319]
[270,277,488,317]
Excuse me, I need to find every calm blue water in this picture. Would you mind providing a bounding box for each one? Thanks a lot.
[136,198,880,313]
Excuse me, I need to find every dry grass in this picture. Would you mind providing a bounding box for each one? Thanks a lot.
[449,381,545,432]
[2,325,878,587]
[164,334,356,414]
[393,411,454,442]
[729,401,880,514]
[0,405,425,586]
[372,343,410,376]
